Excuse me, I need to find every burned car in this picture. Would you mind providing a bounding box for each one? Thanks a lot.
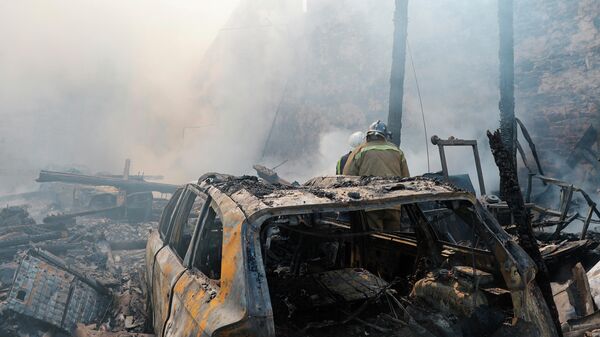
[146,175,559,337]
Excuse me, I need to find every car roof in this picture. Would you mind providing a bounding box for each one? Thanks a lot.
[195,175,475,223]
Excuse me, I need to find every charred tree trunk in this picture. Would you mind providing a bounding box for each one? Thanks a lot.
[388,0,409,147]
[498,0,517,193]
[487,130,562,336]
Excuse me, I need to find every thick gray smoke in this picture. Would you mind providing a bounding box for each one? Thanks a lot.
[1,0,507,195]
[281,0,503,192]
[0,0,237,193]
[401,0,501,193]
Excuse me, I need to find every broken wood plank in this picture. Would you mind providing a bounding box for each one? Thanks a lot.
[0,231,64,249]
[0,242,83,258]
[572,263,595,317]
[581,206,596,240]
[0,222,67,236]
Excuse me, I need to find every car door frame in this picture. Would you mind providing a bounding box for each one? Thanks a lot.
[162,185,275,336]
[151,185,210,336]
[147,188,184,286]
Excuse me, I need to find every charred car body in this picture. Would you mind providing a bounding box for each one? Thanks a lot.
[146,174,559,337]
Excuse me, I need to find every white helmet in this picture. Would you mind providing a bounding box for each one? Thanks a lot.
[348,131,365,149]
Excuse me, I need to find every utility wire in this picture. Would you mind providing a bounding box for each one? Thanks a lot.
[407,40,431,172]
[261,78,290,160]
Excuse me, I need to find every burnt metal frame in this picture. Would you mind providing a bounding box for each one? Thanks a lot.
[187,199,223,280]
[166,189,198,261]
[145,179,562,336]
[431,135,486,195]
[532,175,600,240]
[159,189,184,241]
[243,185,555,336]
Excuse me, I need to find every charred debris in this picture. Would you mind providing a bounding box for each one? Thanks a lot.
[1,133,600,337]
[244,127,600,336]
[0,160,169,337]
[424,127,600,336]
[0,120,598,337]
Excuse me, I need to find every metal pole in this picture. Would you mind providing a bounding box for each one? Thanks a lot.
[472,144,487,195]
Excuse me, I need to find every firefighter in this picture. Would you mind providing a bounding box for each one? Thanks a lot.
[336,131,365,175]
[343,120,409,177]
[343,120,410,231]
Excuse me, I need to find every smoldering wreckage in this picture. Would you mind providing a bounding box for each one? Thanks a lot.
[2,1,600,337]
[0,123,600,337]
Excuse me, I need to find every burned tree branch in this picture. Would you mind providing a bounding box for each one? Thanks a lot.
[487,129,562,336]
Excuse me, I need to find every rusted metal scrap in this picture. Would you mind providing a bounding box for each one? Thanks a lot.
[488,129,563,336]
[2,248,110,332]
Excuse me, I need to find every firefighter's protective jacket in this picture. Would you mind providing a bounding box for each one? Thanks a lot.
[342,139,410,231]
[342,139,409,177]
[336,151,351,175]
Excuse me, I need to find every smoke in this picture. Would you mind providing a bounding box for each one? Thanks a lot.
[0,0,522,197]
[0,0,238,193]
[400,0,501,194]
[301,0,503,194]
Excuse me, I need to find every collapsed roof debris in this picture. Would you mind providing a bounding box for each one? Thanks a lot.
[3,249,110,332]
[0,180,163,337]
[0,206,36,228]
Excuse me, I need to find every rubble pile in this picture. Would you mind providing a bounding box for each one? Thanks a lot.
[0,206,36,227]
[0,206,156,337]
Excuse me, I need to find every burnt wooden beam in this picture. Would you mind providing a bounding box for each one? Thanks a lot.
[36,170,178,194]
[388,0,409,146]
[498,0,517,193]
[488,129,563,336]
[0,231,64,249]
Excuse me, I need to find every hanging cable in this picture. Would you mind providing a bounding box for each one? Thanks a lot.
[407,40,431,172]
[261,78,290,160]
